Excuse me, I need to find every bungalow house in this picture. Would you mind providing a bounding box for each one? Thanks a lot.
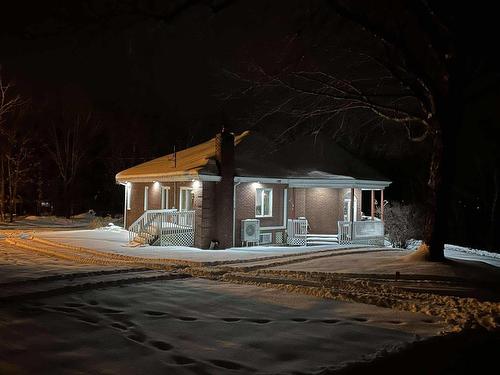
[115,130,391,249]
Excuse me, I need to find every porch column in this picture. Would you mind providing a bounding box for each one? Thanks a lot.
[380,189,384,222]
[349,188,355,223]
[370,190,375,220]
[350,188,355,239]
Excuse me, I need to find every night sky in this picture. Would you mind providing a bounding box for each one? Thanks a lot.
[1,0,499,250]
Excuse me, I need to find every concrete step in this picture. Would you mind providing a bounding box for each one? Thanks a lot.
[307,234,339,238]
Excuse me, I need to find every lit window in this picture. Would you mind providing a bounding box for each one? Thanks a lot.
[179,187,193,211]
[161,186,169,209]
[256,188,273,217]
[144,186,149,210]
[126,184,131,210]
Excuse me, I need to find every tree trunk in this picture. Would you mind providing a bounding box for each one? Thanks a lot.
[422,82,461,264]
[422,129,446,261]
[63,184,72,219]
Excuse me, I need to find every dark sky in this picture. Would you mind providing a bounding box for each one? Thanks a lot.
[1,1,315,150]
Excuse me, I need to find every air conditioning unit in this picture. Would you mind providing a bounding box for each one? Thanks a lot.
[241,219,260,244]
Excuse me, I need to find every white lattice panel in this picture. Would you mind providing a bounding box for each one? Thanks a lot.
[160,231,194,246]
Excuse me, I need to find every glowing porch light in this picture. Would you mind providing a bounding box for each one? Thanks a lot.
[192,180,201,189]
[252,182,262,189]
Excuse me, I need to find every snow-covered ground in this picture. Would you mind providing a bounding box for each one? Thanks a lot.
[33,227,361,262]
[28,227,500,268]
[406,240,500,268]
[0,277,444,374]
[1,224,499,373]
[0,212,123,231]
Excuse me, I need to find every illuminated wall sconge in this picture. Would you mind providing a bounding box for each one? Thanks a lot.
[192,180,201,189]
[252,182,262,189]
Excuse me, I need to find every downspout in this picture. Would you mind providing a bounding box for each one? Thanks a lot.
[232,181,242,247]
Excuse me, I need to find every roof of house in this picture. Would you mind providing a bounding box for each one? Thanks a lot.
[115,131,249,182]
[116,130,391,188]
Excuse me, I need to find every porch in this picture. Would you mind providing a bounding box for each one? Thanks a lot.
[128,209,196,246]
[284,185,386,247]
[286,218,385,246]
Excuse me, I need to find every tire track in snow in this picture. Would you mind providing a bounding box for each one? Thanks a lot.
[0,269,190,303]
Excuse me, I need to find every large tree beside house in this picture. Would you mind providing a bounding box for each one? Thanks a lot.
[224,1,486,261]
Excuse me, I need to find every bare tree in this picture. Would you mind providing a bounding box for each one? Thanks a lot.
[46,112,99,218]
[0,68,24,221]
[4,130,35,222]
[0,68,22,128]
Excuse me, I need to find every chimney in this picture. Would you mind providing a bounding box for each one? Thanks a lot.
[215,128,235,178]
[214,128,235,248]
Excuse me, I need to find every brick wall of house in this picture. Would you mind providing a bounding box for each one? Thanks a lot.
[289,188,306,218]
[286,187,362,235]
[124,181,364,246]
[235,182,287,245]
[304,188,341,234]
[196,181,216,248]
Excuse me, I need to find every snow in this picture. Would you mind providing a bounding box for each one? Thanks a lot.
[32,229,500,268]
[34,228,361,262]
[115,131,249,182]
[0,278,444,374]
[0,213,97,230]
[406,240,500,268]
[1,226,499,372]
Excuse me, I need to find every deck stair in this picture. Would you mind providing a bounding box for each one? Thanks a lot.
[306,234,339,246]
[128,209,195,247]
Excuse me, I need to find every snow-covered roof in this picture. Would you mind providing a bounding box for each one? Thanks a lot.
[116,130,391,188]
[115,131,250,183]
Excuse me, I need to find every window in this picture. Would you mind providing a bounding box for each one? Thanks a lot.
[259,232,273,244]
[179,187,193,211]
[144,186,149,210]
[343,191,357,221]
[161,186,169,209]
[125,184,131,210]
[255,188,273,217]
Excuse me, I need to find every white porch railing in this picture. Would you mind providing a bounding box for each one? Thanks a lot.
[128,209,195,246]
[287,218,308,246]
[338,220,384,245]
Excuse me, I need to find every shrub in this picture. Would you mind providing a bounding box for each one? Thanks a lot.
[382,201,424,249]
[89,215,113,229]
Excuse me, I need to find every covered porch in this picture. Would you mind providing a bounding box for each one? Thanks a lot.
[286,179,387,246]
